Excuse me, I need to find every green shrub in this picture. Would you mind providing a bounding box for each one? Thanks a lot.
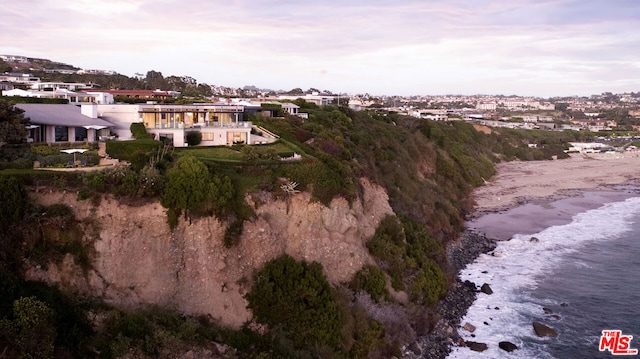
[130,122,151,139]
[162,156,213,217]
[167,208,179,230]
[408,260,448,305]
[13,296,57,359]
[246,254,343,349]
[186,131,202,146]
[350,265,389,302]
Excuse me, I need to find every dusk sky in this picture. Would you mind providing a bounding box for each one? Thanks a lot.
[1,0,639,97]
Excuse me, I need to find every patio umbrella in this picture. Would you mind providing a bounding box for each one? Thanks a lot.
[60,148,88,162]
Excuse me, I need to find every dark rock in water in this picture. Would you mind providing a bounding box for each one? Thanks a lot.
[495,306,500,310]
[462,322,476,333]
[561,302,569,307]
[480,283,493,295]
[499,341,518,352]
[483,321,489,326]
[481,270,488,274]
[530,236,540,242]
[543,307,553,314]
[466,341,488,352]
[408,342,422,355]
[533,322,558,337]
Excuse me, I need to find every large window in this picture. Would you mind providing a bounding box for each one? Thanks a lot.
[55,126,68,142]
[75,127,87,141]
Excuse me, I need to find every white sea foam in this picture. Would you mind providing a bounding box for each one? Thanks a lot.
[448,197,640,358]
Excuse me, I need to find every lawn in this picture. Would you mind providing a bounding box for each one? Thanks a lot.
[174,141,307,162]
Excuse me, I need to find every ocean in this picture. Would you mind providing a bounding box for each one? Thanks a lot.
[448,194,640,358]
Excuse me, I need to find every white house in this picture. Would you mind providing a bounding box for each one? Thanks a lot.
[95,103,253,147]
[31,82,97,91]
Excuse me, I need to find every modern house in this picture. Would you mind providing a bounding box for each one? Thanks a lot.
[95,103,253,147]
[30,82,98,91]
[15,103,113,143]
[101,89,180,101]
[0,72,40,85]
[2,88,115,104]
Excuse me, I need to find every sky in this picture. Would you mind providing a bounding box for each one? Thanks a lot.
[1,0,639,97]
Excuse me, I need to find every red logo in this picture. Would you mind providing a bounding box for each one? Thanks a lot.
[599,330,638,355]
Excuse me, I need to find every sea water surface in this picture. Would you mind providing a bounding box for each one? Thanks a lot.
[449,195,640,358]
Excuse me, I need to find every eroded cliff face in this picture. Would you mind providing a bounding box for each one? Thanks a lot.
[25,178,393,328]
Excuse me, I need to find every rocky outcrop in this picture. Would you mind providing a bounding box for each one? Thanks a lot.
[25,178,393,328]
[466,341,488,352]
[533,322,558,337]
[480,283,493,295]
[499,341,518,352]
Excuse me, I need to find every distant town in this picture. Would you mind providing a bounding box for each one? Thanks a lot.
[2,54,640,140]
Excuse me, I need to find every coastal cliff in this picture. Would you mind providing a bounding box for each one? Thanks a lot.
[25,178,392,328]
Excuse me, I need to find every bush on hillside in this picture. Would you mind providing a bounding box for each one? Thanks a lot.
[246,254,343,350]
[350,265,389,302]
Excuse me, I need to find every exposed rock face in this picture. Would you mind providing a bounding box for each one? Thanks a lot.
[533,322,558,337]
[25,178,393,328]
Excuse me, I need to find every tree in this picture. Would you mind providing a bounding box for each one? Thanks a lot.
[0,99,29,144]
[162,156,212,216]
[144,70,167,90]
[246,254,343,349]
[161,156,233,218]
[13,296,57,359]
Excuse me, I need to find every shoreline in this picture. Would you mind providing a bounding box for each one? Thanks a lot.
[403,153,640,358]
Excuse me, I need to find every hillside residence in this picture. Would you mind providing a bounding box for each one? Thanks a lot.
[523,115,554,123]
[15,104,112,143]
[277,93,336,106]
[95,103,252,147]
[476,103,497,111]
[0,72,40,85]
[102,89,180,101]
[2,88,115,104]
[568,142,609,153]
[30,82,98,91]
[411,109,449,121]
[478,119,536,129]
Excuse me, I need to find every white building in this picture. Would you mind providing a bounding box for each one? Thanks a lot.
[31,82,97,91]
[476,103,497,111]
[95,103,253,147]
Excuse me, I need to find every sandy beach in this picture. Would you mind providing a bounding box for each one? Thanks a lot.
[468,152,640,240]
[473,152,640,213]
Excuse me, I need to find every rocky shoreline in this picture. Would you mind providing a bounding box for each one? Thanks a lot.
[402,230,497,359]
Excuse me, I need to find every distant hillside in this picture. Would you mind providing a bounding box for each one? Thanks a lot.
[0,54,78,72]
[0,55,339,98]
